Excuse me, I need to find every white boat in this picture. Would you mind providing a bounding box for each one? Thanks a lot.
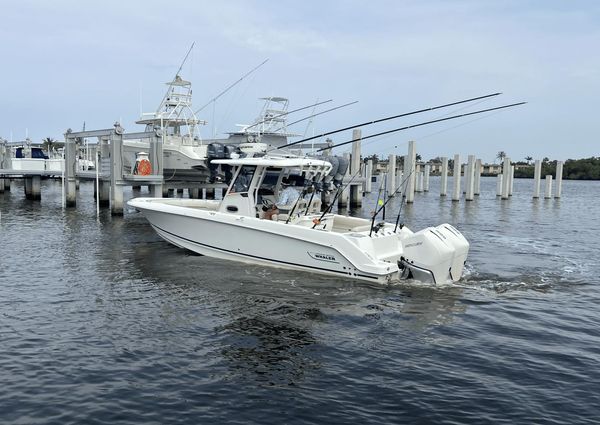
[128,154,469,284]
[124,75,212,182]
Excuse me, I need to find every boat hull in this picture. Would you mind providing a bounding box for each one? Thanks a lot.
[131,200,399,283]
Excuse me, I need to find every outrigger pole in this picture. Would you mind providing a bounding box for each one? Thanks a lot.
[272,92,502,151]
[271,101,359,134]
[195,58,270,114]
[316,102,526,152]
[242,99,334,132]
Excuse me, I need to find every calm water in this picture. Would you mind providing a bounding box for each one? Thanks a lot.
[1,177,599,424]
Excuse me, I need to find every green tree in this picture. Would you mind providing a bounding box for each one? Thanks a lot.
[496,151,506,163]
[42,137,56,153]
[525,156,533,164]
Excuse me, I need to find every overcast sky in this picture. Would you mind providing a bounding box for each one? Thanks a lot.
[1,0,598,163]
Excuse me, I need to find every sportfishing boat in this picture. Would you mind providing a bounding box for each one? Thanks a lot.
[128,153,469,284]
[124,75,212,182]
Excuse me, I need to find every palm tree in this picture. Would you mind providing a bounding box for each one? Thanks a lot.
[525,156,533,165]
[42,137,56,153]
[496,151,506,163]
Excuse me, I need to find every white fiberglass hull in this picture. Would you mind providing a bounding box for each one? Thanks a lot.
[128,198,470,284]
[123,140,210,181]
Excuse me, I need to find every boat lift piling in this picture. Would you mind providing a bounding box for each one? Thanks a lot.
[440,156,448,196]
[533,159,542,198]
[501,157,511,200]
[555,161,563,198]
[474,159,481,195]
[64,123,164,214]
[406,141,416,203]
[452,154,461,202]
[545,175,553,198]
[423,164,430,192]
[349,129,362,207]
[387,154,397,197]
[496,174,503,197]
[364,159,373,193]
[465,155,475,201]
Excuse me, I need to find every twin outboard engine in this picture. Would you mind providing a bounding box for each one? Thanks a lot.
[400,224,470,284]
[318,154,349,189]
[207,143,225,183]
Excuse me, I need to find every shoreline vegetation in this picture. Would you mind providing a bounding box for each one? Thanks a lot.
[511,157,600,180]
[367,155,600,181]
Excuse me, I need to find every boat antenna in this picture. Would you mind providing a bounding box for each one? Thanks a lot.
[317,102,527,152]
[312,167,362,229]
[271,101,359,134]
[194,58,270,114]
[272,92,502,151]
[243,99,334,132]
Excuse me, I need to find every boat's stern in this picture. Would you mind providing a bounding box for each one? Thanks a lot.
[399,224,469,284]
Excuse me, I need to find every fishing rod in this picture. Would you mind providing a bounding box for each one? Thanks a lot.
[271,101,359,134]
[242,99,333,132]
[369,172,388,237]
[285,183,312,224]
[194,58,270,114]
[317,101,527,152]
[369,168,415,236]
[304,184,317,216]
[312,168,362,229]
[273,92,501,151]
[393,171,416,233]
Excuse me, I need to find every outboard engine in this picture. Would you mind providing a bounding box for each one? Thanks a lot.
[321,155,339,189]
[334,155,349,187]
[207,143,225,183]
[221,145,239,183]
[399,224,470,284]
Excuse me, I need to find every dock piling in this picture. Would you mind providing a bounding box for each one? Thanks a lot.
[452,154,461,202]
[544,175,553,199]
[555,161,563,198]
[533,159,542,198]
[440,156,448,196]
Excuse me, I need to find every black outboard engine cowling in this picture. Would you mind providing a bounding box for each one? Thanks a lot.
[207,143,225,183]
[334,155,349,187]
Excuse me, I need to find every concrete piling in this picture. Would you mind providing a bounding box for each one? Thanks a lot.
[501,157,510,200]
[509,165,515,196]
[406,141,416,203]
[555,161,563,198]
[364,159,373,193]
[423,164,430,192]
[496,174,502,197]
[452,154,461,202]
[387,154,396,197]
[544,175,553,198]
[474,158,481,195]
[440,156,448,196]
[465,155,475,201]
[533,159,542,198]
[350,129,362,207]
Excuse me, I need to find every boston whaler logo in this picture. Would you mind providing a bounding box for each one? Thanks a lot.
[307,251,339,263]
